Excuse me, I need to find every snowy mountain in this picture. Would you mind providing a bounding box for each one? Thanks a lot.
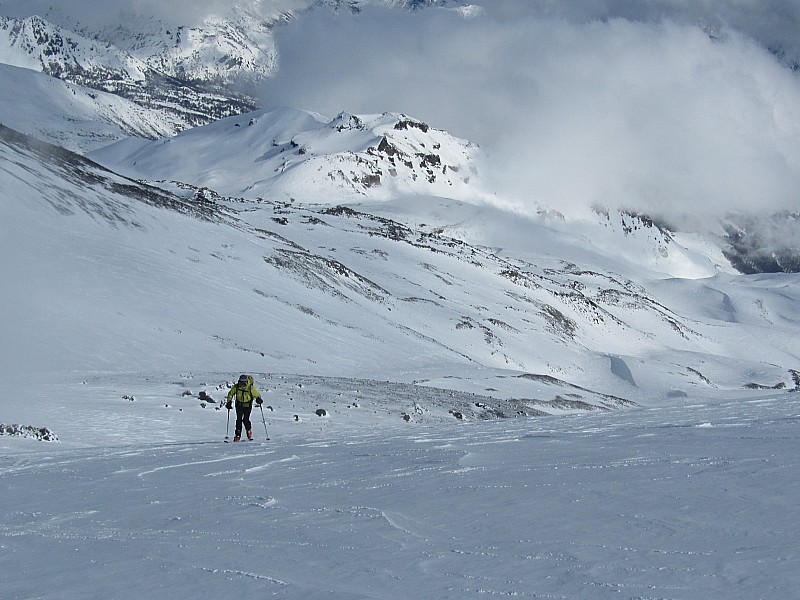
[91,107,481,202]
[0,14,257,132]
[0,14,149,82]
[0,6,279,98]
[0,63,183,152]
[6,120,800,407]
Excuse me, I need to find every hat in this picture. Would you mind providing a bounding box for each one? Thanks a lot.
[238,374,249,384]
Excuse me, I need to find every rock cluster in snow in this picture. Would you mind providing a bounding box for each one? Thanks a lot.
[0,423,59,441]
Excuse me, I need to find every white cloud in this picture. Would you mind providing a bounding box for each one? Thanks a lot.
[262,3,800,223]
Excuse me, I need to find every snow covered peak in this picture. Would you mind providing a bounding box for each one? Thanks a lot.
[94,11,278,91]
[91,107,483,203]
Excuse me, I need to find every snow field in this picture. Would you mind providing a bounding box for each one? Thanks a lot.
[2,389,798,599]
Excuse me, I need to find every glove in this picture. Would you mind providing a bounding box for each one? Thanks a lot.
[256,398,263,405]
[225,401,232,410]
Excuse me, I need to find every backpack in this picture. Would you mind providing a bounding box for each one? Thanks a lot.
[232,375,257,406]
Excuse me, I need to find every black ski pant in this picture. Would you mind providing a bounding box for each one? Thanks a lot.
[235,403,253,436]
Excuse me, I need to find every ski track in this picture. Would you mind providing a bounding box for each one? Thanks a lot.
[200,566,289,587]
[1,396,800,598]
[243,454,300,474]
[137,454,244,477]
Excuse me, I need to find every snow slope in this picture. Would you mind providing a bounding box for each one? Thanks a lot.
[0,63,180,152]
[2,377,798,599]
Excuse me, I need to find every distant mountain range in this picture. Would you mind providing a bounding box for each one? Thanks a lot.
[2,2,799,274]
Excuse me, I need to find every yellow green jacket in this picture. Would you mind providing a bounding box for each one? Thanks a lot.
[227,376,261,406]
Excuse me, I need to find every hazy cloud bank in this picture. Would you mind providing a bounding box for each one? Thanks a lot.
[263,2,800,224]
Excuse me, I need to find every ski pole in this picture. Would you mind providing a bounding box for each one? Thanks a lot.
[224,405,231,443]
[258,402,270,441]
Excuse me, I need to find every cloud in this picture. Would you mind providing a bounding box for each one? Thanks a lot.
[261,3,800,224]
[472,1,800,63]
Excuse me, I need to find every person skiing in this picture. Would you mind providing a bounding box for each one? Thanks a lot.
[226,374,262,441]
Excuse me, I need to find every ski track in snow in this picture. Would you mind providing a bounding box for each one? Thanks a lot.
[137,454,244,478]
[1,393,799,599]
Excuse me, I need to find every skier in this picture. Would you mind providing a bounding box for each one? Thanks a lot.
[226,374,262,441]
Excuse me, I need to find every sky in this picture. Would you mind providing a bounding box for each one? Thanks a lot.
[260,0,800,224]
[0,0,242,27]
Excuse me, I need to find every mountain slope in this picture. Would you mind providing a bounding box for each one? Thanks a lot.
[0,63,183,152]
[5,124,800,411]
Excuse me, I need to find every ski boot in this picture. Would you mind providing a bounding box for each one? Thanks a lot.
[233,435,241,442]
[247,430,253,441]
